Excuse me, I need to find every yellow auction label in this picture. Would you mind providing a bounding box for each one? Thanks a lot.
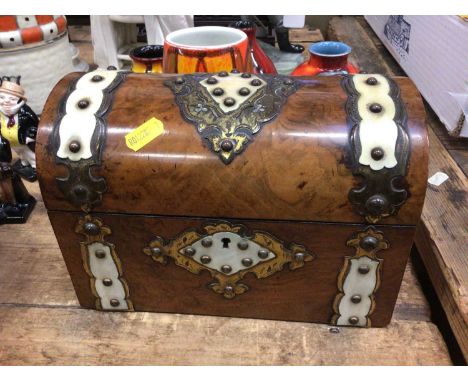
[125,117,164,151]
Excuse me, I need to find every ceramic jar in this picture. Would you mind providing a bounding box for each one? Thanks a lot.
[230,20,277,74]
[130,45,164,73]
[163,26,248,74]
[291,41,358,76]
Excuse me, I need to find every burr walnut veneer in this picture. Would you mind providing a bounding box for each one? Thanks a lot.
[36,70,428,327]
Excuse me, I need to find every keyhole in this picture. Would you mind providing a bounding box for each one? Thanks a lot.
[221,238,231,248]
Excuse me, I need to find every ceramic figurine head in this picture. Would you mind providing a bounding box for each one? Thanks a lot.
[0,78,26,116]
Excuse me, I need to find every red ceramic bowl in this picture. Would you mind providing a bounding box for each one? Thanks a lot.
[163,26,248,74]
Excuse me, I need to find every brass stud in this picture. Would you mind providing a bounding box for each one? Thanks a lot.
[348,316,359,325]
[206,77,217,84]
[175,77,185,85]
[77,99,90,109]
[218,71,229,77]
[221,265,232,274]
[241,73,251,78]
[201,238,213,248]
[83,222,100,236]
[366,77,378,85]
[224,97,236,107]
[237,240,249,250]
[358,264,370,274]
[360,236,379,251]
[73,185,87,198]
[151,247,162,256]
[184,247,196,256]
[200,255,211,264]
[371,147,385,161]
[294,252,305,261]
[110,299,120,307]
[241,258,253,267]
[224,285,234,294]
[91,75,104,82]
[251,79,262,86]
[220,139,234,152]
[365,194,389,215]
[238,87,250,96]
[258,249,269,259]
[68,140,81,153]
[351,294,362,304]
[103,278,113,287]
[95,249,106,259]
[369,103,383,113]
[212,87,224,96]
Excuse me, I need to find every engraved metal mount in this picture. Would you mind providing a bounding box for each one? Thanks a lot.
[331,226,388,327]
[165,71,301,164]
[143,221,315,299]
[342,74,410,223]
[76,215,134,311]
[51,69,126,212]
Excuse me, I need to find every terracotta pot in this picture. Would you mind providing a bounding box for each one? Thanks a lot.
[291,41,358,76]
[163,26,248,74]
[130,45,164,73]
[230,20,277,74]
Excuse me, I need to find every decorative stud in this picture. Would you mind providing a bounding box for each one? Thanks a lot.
[200,255,211,264]
[251,79,262,86]
[206,77,217,84]
[201,238,213,248]
[348,316,359,325]
[151,247,162,256]
[107,65,117,70]
[241,258,253,267]
[359,236,379,251]
[102,278,113,287]
[212,87,224,96]
[358,264,370,275]
[366,77,378,85]
[224,97,236,107]
[365,194,389,215]
[221,265,232,274]
[68,140,81,153]
[95,249,106,259]
[110,299,120,307]
[241,73,251,78]
[231,69,240,73]
[175,77,185,85]
[369,103,383,113]
[283,78,294,86]
[218,71,229,77]
[224,285,234,294]
[83,222,100,236]
[294,252,305,261]
[73,185,87,198]
[351,294,362,304]
[220,139,234,152]
[77,99,90,109]
[371,147,385,161]
[91,75,104,82]
[184,247,196,256]
[258,249,269,259]
[237,240,249,250]
[238,87,250,96]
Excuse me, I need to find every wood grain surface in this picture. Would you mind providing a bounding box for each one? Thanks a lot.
[0,184,451,365]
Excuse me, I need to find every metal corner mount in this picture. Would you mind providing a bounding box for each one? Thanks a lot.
[165,71,301,164]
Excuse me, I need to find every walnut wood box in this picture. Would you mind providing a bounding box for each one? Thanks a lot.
[36,70,428,327]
